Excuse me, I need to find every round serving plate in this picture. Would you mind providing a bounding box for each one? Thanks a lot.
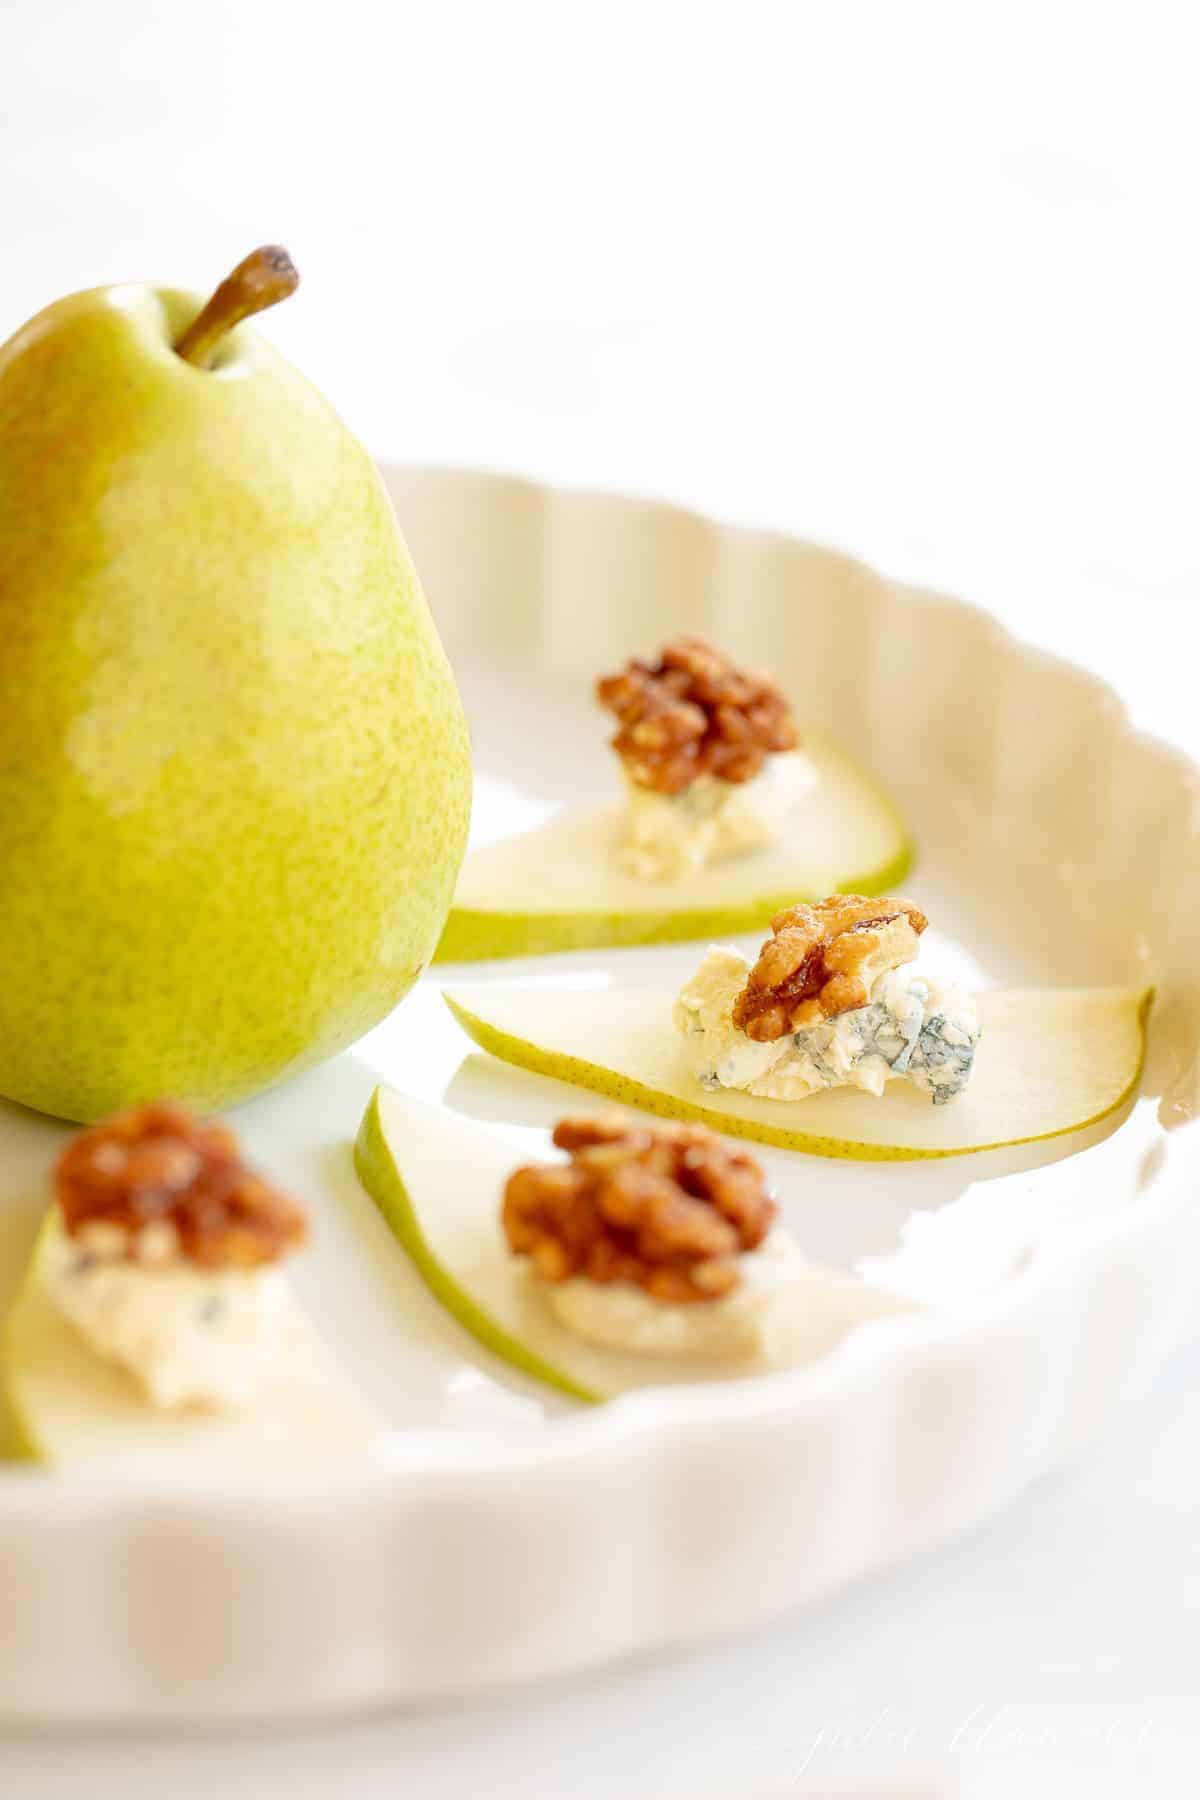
[0,465,1197,1723]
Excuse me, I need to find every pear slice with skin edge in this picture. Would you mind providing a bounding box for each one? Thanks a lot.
[0,1212,380,1469]
[353,1086,919,1405]
[443,986,1154,1163]
[436,740,911,961]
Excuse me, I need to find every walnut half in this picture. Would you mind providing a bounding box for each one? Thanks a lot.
[55,1101,308,1270]
[732,895,928,1042]
[595,635,800,795]
[502,1112,777,1304]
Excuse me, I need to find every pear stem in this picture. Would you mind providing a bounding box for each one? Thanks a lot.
[174,245,299,369]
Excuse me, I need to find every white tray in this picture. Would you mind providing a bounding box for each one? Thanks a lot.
[0,465,1196,1723]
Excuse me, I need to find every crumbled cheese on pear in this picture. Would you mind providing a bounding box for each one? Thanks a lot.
[546,1229,807,1358]
[674,947,980,1104]
[44,1220,290,1411]
[618,750,815,880]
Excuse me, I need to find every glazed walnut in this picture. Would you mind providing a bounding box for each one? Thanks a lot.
[55,1101,308,1270]
[595,635,800,795]
[733,895,928,1042]
[502,1112,777,1304]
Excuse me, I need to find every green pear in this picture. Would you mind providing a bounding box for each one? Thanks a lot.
[1,1212,379,1470]
[442,985,1153,1160]
[437,740,911,960]
[0,248,471,1121]
[354,1086,917,1402]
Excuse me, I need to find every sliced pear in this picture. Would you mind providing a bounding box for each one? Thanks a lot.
[354,1086,917,1403]
[436,740,911,961]
[443,985,1153,1162]
[1,1213,380,1471]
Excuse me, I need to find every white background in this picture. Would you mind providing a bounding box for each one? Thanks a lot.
[3,2,1199,1793]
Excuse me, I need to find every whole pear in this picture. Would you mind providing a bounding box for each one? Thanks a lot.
[0,248,471,1122]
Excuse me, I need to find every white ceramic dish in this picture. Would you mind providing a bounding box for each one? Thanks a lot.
[0,465,1197,1723]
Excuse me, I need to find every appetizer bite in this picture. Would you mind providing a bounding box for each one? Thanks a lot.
[503,1112,787,1358]
[596,635,815,879]
[354,1088,914,1401]
[1,1103,378,1468]
[676,895,980,1106]
[443,955,1151,1161]
[48,1102,307,1410]
[437,636,909,961]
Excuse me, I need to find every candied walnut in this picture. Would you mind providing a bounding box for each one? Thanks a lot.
[733,895,928,1042]
[502,1112,776,1304]
[55,1101,307,1270]
[595,635,800,795]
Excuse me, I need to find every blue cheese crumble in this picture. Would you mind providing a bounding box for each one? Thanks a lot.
[619,750,815,880]
[674,946,980,1105]
[43,1215,290,1411]
[547,1228,808,1359]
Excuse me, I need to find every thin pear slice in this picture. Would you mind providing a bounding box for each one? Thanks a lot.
[436,741,910,961]
[354,1087,916,1404]
[444,985,1153,1162]
[1,1213,380,1470]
